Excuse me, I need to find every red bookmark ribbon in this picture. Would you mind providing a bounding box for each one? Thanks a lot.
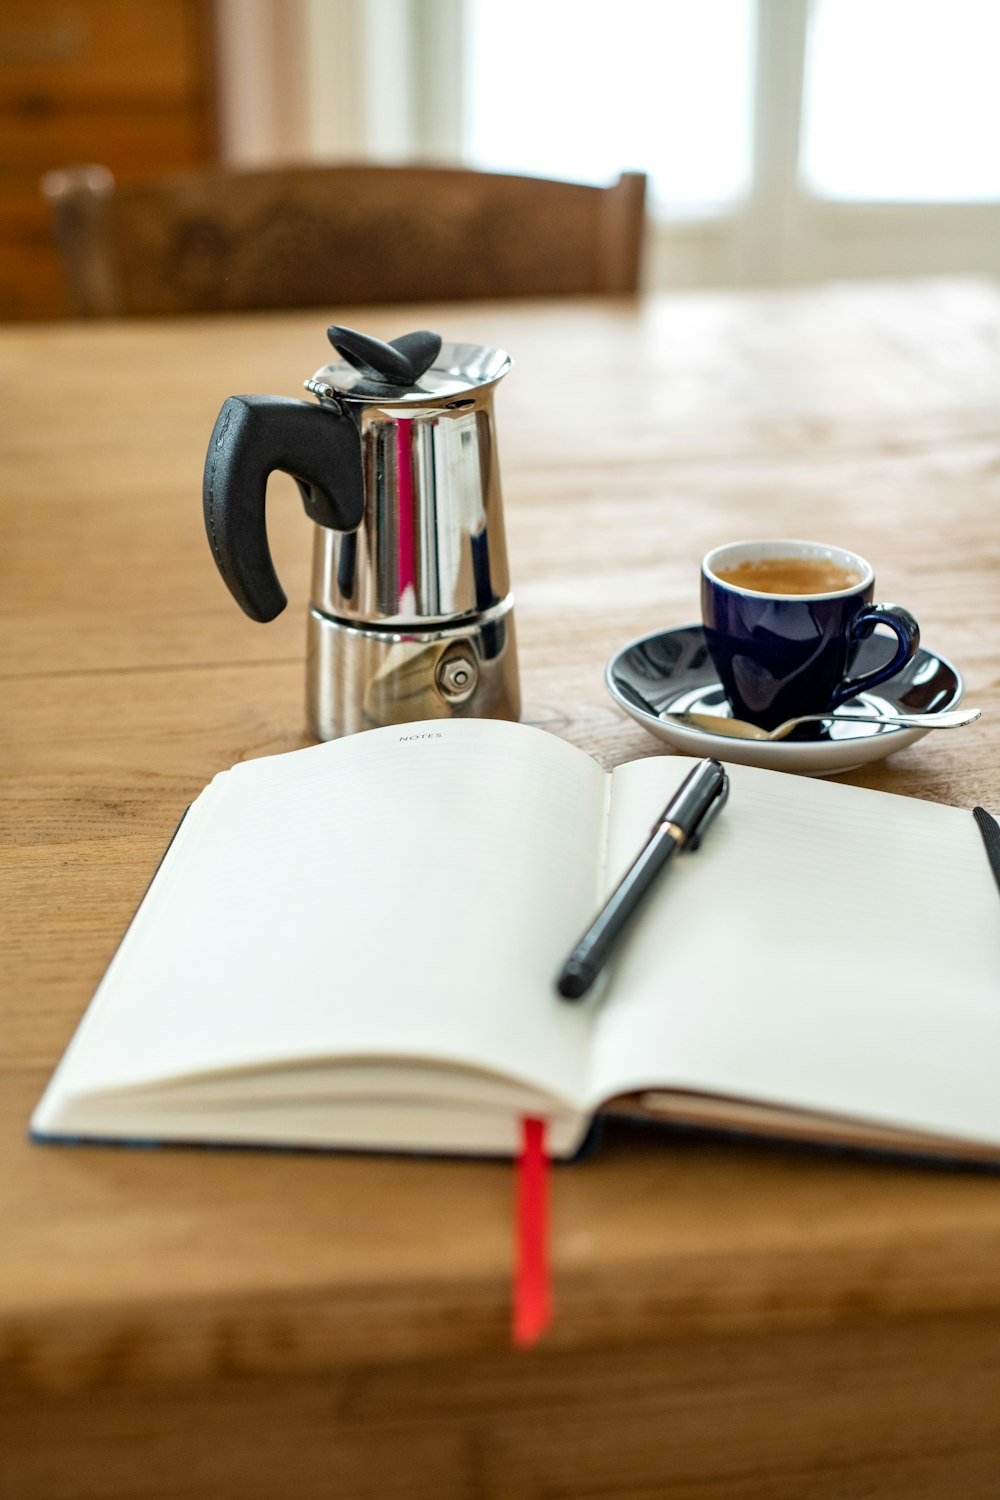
[513,1116,551,1347]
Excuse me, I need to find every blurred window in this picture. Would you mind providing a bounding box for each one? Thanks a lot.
[462,0,754,213]
[801,0,1000,201]
[230,0,1000,285]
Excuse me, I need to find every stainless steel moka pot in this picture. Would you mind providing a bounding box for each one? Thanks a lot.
[203,324,520,739]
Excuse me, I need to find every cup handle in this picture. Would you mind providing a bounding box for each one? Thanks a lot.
[829,604,921,709]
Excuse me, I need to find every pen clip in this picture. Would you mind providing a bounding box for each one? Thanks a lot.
[685,771,729,851]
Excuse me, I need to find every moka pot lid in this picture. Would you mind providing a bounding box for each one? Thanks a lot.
[305,324,511,405]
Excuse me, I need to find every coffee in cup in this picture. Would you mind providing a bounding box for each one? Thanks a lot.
[701,539,920,730]
[712,555,862,596]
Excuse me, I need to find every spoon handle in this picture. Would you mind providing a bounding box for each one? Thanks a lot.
[662,706,981,741]
[806,707,980,730]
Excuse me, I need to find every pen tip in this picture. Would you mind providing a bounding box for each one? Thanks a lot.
[556,961,594,1000]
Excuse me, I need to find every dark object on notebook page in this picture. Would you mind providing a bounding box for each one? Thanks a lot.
[202,322,520,743]
[973,807,1000,896]
[557,759,729,1001]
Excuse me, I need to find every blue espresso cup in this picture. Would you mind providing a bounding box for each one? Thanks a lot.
[701,540,920,730]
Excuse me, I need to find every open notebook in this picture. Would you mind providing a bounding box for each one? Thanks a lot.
[31,719,1000,1163]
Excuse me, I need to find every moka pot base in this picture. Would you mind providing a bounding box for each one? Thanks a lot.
[306,596,520,741]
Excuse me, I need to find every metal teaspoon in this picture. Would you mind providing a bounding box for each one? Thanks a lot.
[662,706,981,742]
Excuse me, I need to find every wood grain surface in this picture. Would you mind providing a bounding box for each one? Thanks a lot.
[3,280,1000,1497]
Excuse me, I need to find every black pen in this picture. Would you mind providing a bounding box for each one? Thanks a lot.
[556,758,729,1001]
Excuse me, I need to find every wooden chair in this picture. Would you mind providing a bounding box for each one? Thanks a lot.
[41,162,647,317]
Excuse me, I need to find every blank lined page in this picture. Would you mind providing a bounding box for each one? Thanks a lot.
[48,720,606,1110]
[589,760,1000,1147]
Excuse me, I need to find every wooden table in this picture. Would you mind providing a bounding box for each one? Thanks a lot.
[4,280,1000,1499]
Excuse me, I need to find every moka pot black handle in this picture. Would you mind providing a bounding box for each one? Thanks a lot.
[203,394,365,622]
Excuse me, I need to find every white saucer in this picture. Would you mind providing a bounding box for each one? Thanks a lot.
[605,625,965,775]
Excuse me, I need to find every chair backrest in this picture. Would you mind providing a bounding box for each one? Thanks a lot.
[41,163,647,316]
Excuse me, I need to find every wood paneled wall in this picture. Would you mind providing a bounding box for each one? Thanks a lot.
[0,0,218,321]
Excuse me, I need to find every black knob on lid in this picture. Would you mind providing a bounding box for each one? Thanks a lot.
[326,325,442,386]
